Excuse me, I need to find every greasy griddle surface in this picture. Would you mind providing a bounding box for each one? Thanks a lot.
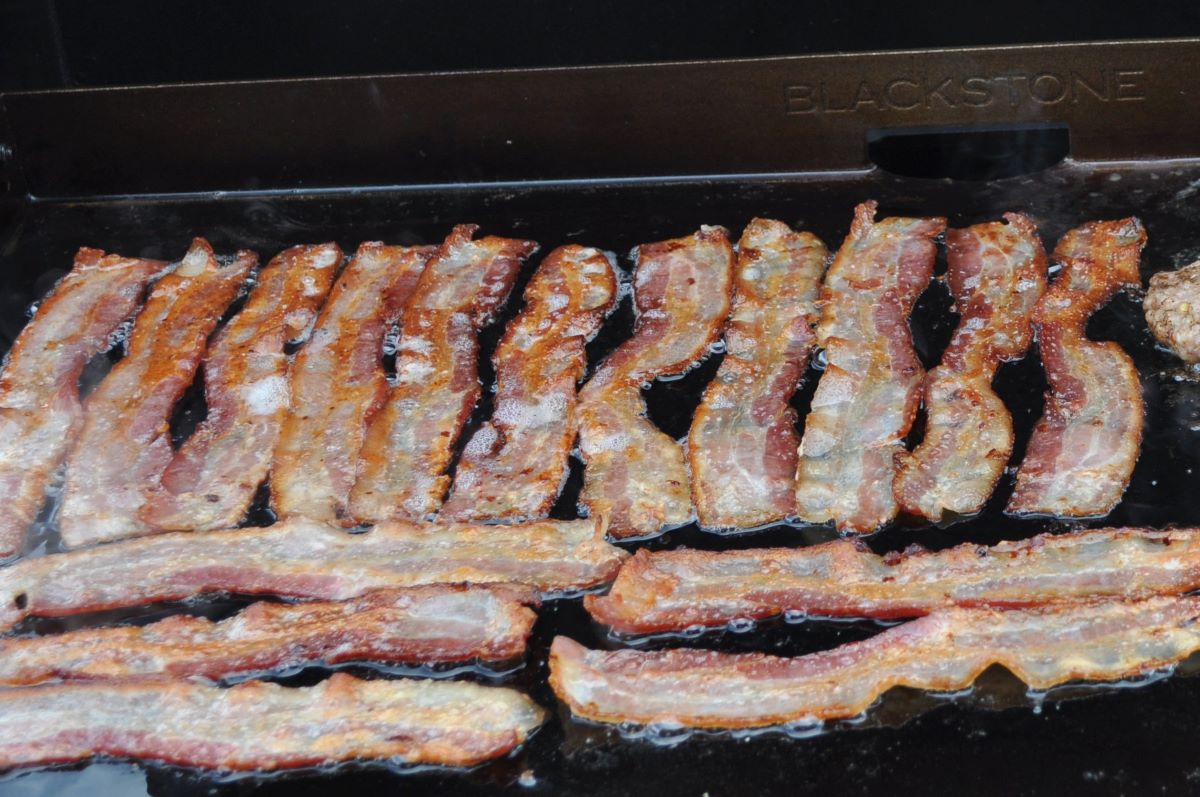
[3,161,1200,795]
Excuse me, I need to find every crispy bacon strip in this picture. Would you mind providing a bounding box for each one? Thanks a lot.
[577,226,735,538]
[0,249,163,559]
[58,240,255,547]
[585,526,1200,635]
[895,214,1047,521]
[0,517,625,631]
[0,584,538,685]
[441,245,618,521]
[1008,218,1147,517]
[350,225,537,523]
[553,596,1200,729]
[795,201,945,533]
[140,243,339,531]
[272,243,434,524]
[688,219,827,529]
[0,672,543,770]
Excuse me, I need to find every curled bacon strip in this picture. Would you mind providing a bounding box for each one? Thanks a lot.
[895,213,1047,521]
[795,202,944,534]
[441,245,618,521]
[0,672,543,770]
[553,596,1200,729]
[58,239,255,547]
[272,243,434,524]
[585,526,1200,635]
[350,225,537,523]
[0,517,626,631]
[0,249,163,559]
[1008,218,1148,517]
[688,218,827,529]
[141,243,339,531]
[0,584,538,685]
[577,227,735,538]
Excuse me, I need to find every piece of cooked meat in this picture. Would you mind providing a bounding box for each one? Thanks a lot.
[794,201,945,533]
[1145,260,1200,363]
[554,596,1200,730]
[0,584,538,685]
[687,218,827,531]
[0,673,543,770]
[1006,218,1146,518]
[894,213,1047,521]
[0,516,626,631]
[585,525,1200,635]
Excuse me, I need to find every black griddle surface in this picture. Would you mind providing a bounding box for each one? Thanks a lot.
[3,161,1200,796]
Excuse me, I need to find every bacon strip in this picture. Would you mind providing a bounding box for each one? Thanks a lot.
[441,245,618,521]
[688,219,827,530]
[0,584,538,685]
[577,227,735,538]
[140,244,339,531]
[0,517,625,631]
[1007,218,1148,517]
[794,201,945,534]
[350,225,537,523]
[895,214,1047,521]
[0,672,543,770]
[585,526,1200,635]
[57,240,254,547]
[0,249,163,559]
[272,243,434,524]
[552,596,1200,729]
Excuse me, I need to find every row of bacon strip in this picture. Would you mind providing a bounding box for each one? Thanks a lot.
[550,526,1200,730]
[690,205,1145,536]
[2,521,1200,759]
[0,204,1148,558]
[0,516,626,770]
[578,203,1145,536]
[0,226,617,556]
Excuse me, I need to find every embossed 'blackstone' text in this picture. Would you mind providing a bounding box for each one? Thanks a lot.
[784,69,1146,114]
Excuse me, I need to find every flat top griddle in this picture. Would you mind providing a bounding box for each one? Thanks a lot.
[3,39,1200,797]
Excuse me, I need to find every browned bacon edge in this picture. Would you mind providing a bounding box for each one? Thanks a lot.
[141,242,340,531]
[0,248,164,559]
[271,243,435,525]
[552,596,1200,729]
[688,218,827,530]
[894,213,1047,521]
[585,526,1200,635]
[441,244,619,521]
[0,672,544,770]
[0,516,626,631]
[576,226,735,538]
[0,584,538,685]
[1007,217,1148,518]
[350,225,537,523]
[57,239,255,547]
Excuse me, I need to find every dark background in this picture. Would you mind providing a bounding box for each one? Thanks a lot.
[4,0,1200,93]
